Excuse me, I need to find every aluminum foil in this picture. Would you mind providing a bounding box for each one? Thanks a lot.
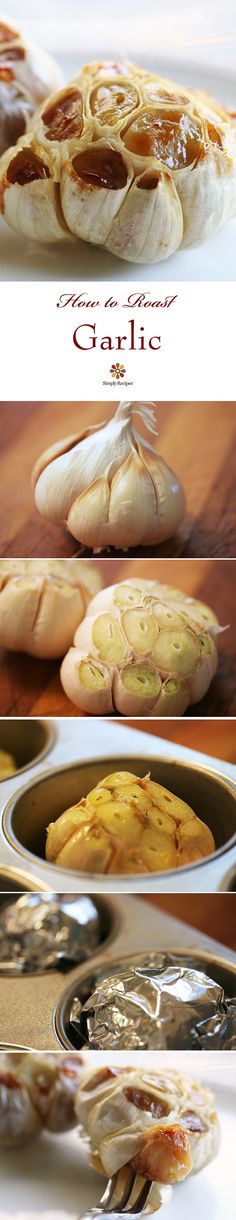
[71,952,236,1050]
[0,894,102,974]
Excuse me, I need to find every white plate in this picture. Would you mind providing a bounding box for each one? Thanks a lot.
[0,42,235,282]
[0,1053,235,1218]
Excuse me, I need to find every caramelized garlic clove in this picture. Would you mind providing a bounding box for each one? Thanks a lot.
[0,140,68,240]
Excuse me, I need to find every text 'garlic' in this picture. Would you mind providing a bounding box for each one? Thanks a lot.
[32,401,185,551]
[60,577,221,716]
[0,559,102,658]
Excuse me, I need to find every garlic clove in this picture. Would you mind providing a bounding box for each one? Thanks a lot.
[142,451,186,540]
[106,163,183,263]
[187,640,218,705]
[60,137,133,244]
[113,663,162,714]
[32,426,101,489]
[0,140,68,241]
[153,627,200,678]
[67,478,111,547]
[152,676,189,717]
[177,140,236,249]
[178,816,215,864]
[108,452,158,547]
[60,649,114,714]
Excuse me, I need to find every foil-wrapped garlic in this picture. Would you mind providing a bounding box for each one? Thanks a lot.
[0,58,235,260]
[0,559,102,658]
[75,952,236,1049]
[32,402,185,551]
[0,14,63,156]
[0,747,16,778]
[60,577,221,715]
[45,769,215,873]
[0,1052,83,1147]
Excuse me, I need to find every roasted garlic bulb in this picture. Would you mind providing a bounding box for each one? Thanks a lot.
[0,559,102,658]
[60,577,220,715]
[46,769,215,874]
[32,402,185,550]
[0,58,235,259]
[0,14,63,156]
[76,1064,220,1182]
[0,747,16,778]
[0,1052,83,1147]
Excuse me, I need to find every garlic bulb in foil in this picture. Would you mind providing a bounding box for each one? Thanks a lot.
[45,768,215,873]
[60,577,221,715]
[32,402,185,551]
[0,58,235,259]
[0,558,102,658]
[0,13,63,156]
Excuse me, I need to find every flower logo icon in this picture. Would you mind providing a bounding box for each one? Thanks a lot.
[110,362,125,380]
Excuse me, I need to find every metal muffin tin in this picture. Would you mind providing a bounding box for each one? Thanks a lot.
[0,894,235,1051]
[0,719,235,893]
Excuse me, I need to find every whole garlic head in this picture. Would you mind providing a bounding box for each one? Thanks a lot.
[46,769,215,874]
[60,577,221,715]
[0,59,235,259]
[32,402,185,551]
[0,559,102,658]
[0,13,63,156]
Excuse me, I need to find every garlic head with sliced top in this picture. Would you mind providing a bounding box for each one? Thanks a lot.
[60,577,221,716]
[32,402,185,551]
[0,558,102,659]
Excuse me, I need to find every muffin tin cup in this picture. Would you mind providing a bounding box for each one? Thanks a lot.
[0,892,119,973]
[54,945,236,1049]
[2,754,236,892]
[0,718,54,781]
[0,865,49,892]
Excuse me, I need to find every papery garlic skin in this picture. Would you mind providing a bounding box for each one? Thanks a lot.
[46,769,215,875]
[60,578,220,716]
[0,559,102,659]
[32,402,185,551]
[0,13,63,156]
[0,59,235,261]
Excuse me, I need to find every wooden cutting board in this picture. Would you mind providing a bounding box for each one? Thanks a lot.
[0,400,235,558]
[0,556,235,716]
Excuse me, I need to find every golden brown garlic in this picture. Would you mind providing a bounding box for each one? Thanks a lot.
[0,59,235,260]
[46,768,215,874]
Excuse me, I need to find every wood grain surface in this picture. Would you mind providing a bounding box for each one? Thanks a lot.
[116,719,236,765]
[143,895,236,951]
[0,400,235,559]
[0,556,235,716]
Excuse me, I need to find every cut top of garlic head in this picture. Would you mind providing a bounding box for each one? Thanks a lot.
[46,768,215,875]
[60,577,222,717]
[0,13,63,156]
[32,401,185,551]
[0,58,235,261]
[0,558,102,659]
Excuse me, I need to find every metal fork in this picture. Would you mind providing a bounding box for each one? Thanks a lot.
[81,1168,153,1220]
